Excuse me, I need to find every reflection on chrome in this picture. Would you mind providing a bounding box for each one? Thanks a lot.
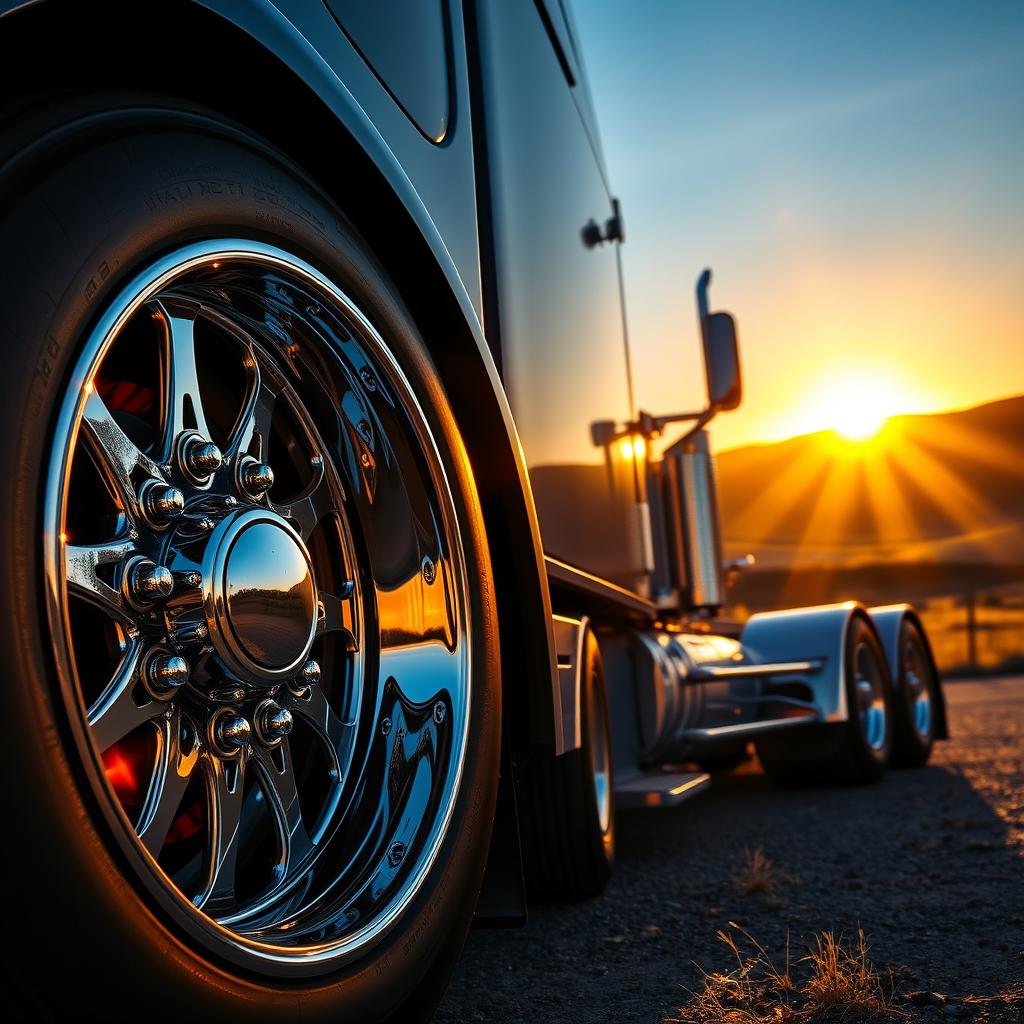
[45,241,471,972]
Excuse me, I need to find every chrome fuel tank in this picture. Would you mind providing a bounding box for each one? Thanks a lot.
[600,629,759,768]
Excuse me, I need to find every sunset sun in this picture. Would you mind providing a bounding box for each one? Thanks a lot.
[807,372,917,443]
[829,384,892,440]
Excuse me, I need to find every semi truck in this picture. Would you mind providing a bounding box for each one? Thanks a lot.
[0,1,944,1019]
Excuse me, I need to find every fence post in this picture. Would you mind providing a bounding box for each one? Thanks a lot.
[966,591,977,670]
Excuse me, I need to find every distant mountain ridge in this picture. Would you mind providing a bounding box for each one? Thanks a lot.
[716,394,1024,569]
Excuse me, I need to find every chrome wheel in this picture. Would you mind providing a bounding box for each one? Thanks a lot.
[902,632,933,742]
[853,639,887,752]
[587,672,612,837]
[45,241,472,972]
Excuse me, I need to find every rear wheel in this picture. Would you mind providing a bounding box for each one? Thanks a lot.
[890,618,940,767]
[757,615,893,786]
[519,629,615,899]
[1,99,499,1022]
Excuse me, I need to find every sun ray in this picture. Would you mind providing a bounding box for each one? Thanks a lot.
[791,450,865,551]
[901,415,1024,480]
[722,441,833,545]
[862,447,921,546]
[887,434,1003,555]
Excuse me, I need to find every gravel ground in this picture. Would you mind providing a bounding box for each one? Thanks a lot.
[436,676,1024,1023]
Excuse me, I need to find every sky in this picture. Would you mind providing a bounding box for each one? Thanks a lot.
[572,0,1024,451]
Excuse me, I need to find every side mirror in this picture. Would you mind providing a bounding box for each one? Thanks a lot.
[697,269,742,412]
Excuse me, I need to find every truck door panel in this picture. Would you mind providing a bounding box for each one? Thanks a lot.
[475,0,643,591]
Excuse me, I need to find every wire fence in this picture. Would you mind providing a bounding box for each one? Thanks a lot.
[917,582,1024,676]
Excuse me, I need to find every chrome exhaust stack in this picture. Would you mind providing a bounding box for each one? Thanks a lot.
[648,429,726,612]
[665,430,725,610]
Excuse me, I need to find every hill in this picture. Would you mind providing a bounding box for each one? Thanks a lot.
[717,394,1024,570]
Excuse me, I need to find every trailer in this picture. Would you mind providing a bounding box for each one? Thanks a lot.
[0,1,944,1019]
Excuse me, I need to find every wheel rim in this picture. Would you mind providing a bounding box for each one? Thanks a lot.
[587,676,611,835]
[853,639,887,752]
[44,240,472,973]
[902,630,933,741]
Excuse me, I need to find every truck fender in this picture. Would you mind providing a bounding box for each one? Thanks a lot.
[740,602,884,724]
[0,0,563,757]
[868,605,948,739]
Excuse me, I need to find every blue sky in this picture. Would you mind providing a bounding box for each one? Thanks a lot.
[573,1,1024,449]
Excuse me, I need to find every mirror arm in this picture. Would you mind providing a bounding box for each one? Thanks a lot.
[595,402,718,450]
[643,404,718,439]
[589,266,737,450]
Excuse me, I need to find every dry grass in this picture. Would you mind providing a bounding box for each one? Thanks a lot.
[667,926,904,1024]
[730,846,798,907]
[803,931,897,1015]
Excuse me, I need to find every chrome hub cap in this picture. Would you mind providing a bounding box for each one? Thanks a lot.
[853,639,888,752]
[902,633,932,740]
[201,509,317,685]
[45,241,471,974]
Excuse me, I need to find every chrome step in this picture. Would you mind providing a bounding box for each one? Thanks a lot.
[680,710,819,741]
[614,770,711,809]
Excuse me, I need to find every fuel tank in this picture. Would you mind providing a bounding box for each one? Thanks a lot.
[599,629,759,769]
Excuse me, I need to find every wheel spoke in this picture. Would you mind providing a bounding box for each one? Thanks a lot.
[253,740,313,872]
[199,753,247,908]
[316,585,357,650]
[81,387,162,520]
[288,685,353,779]
[65,536,134,619]
[154,298,210,454]
[227,352,277,462]
[136,712,201,857]
[87,641,162,752]
[278,461,333,539]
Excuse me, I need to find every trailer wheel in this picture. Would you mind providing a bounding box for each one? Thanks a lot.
[0,97,501,1023]
[518,629,615,898]
[757,615,893,786]
[890,619,940,767]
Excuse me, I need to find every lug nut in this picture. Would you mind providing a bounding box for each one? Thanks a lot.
[143,653,189,699]
[126,558,173,606]
[288,659,320,698]
[237,456,274,498]
[255,700,294,747]
[169,619,208,647]
[141,482,185,527]
[181,436,223,481]
[213,711,251,754]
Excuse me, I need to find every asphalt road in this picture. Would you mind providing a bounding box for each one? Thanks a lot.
[436,676,1024,1023]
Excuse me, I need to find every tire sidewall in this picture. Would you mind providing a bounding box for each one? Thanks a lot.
[0,103,500,1022]
[842,615,893,783]
[581,630,615,869]
[892,619,937,767]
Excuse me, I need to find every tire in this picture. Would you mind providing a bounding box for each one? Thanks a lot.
[0,97,500,1023]
[518,629,615,899]
[890,618,941,768]
[756,615,893,787]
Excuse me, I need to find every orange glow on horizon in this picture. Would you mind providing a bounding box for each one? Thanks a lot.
[721,407,1011,570]
[785,368,930,445]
